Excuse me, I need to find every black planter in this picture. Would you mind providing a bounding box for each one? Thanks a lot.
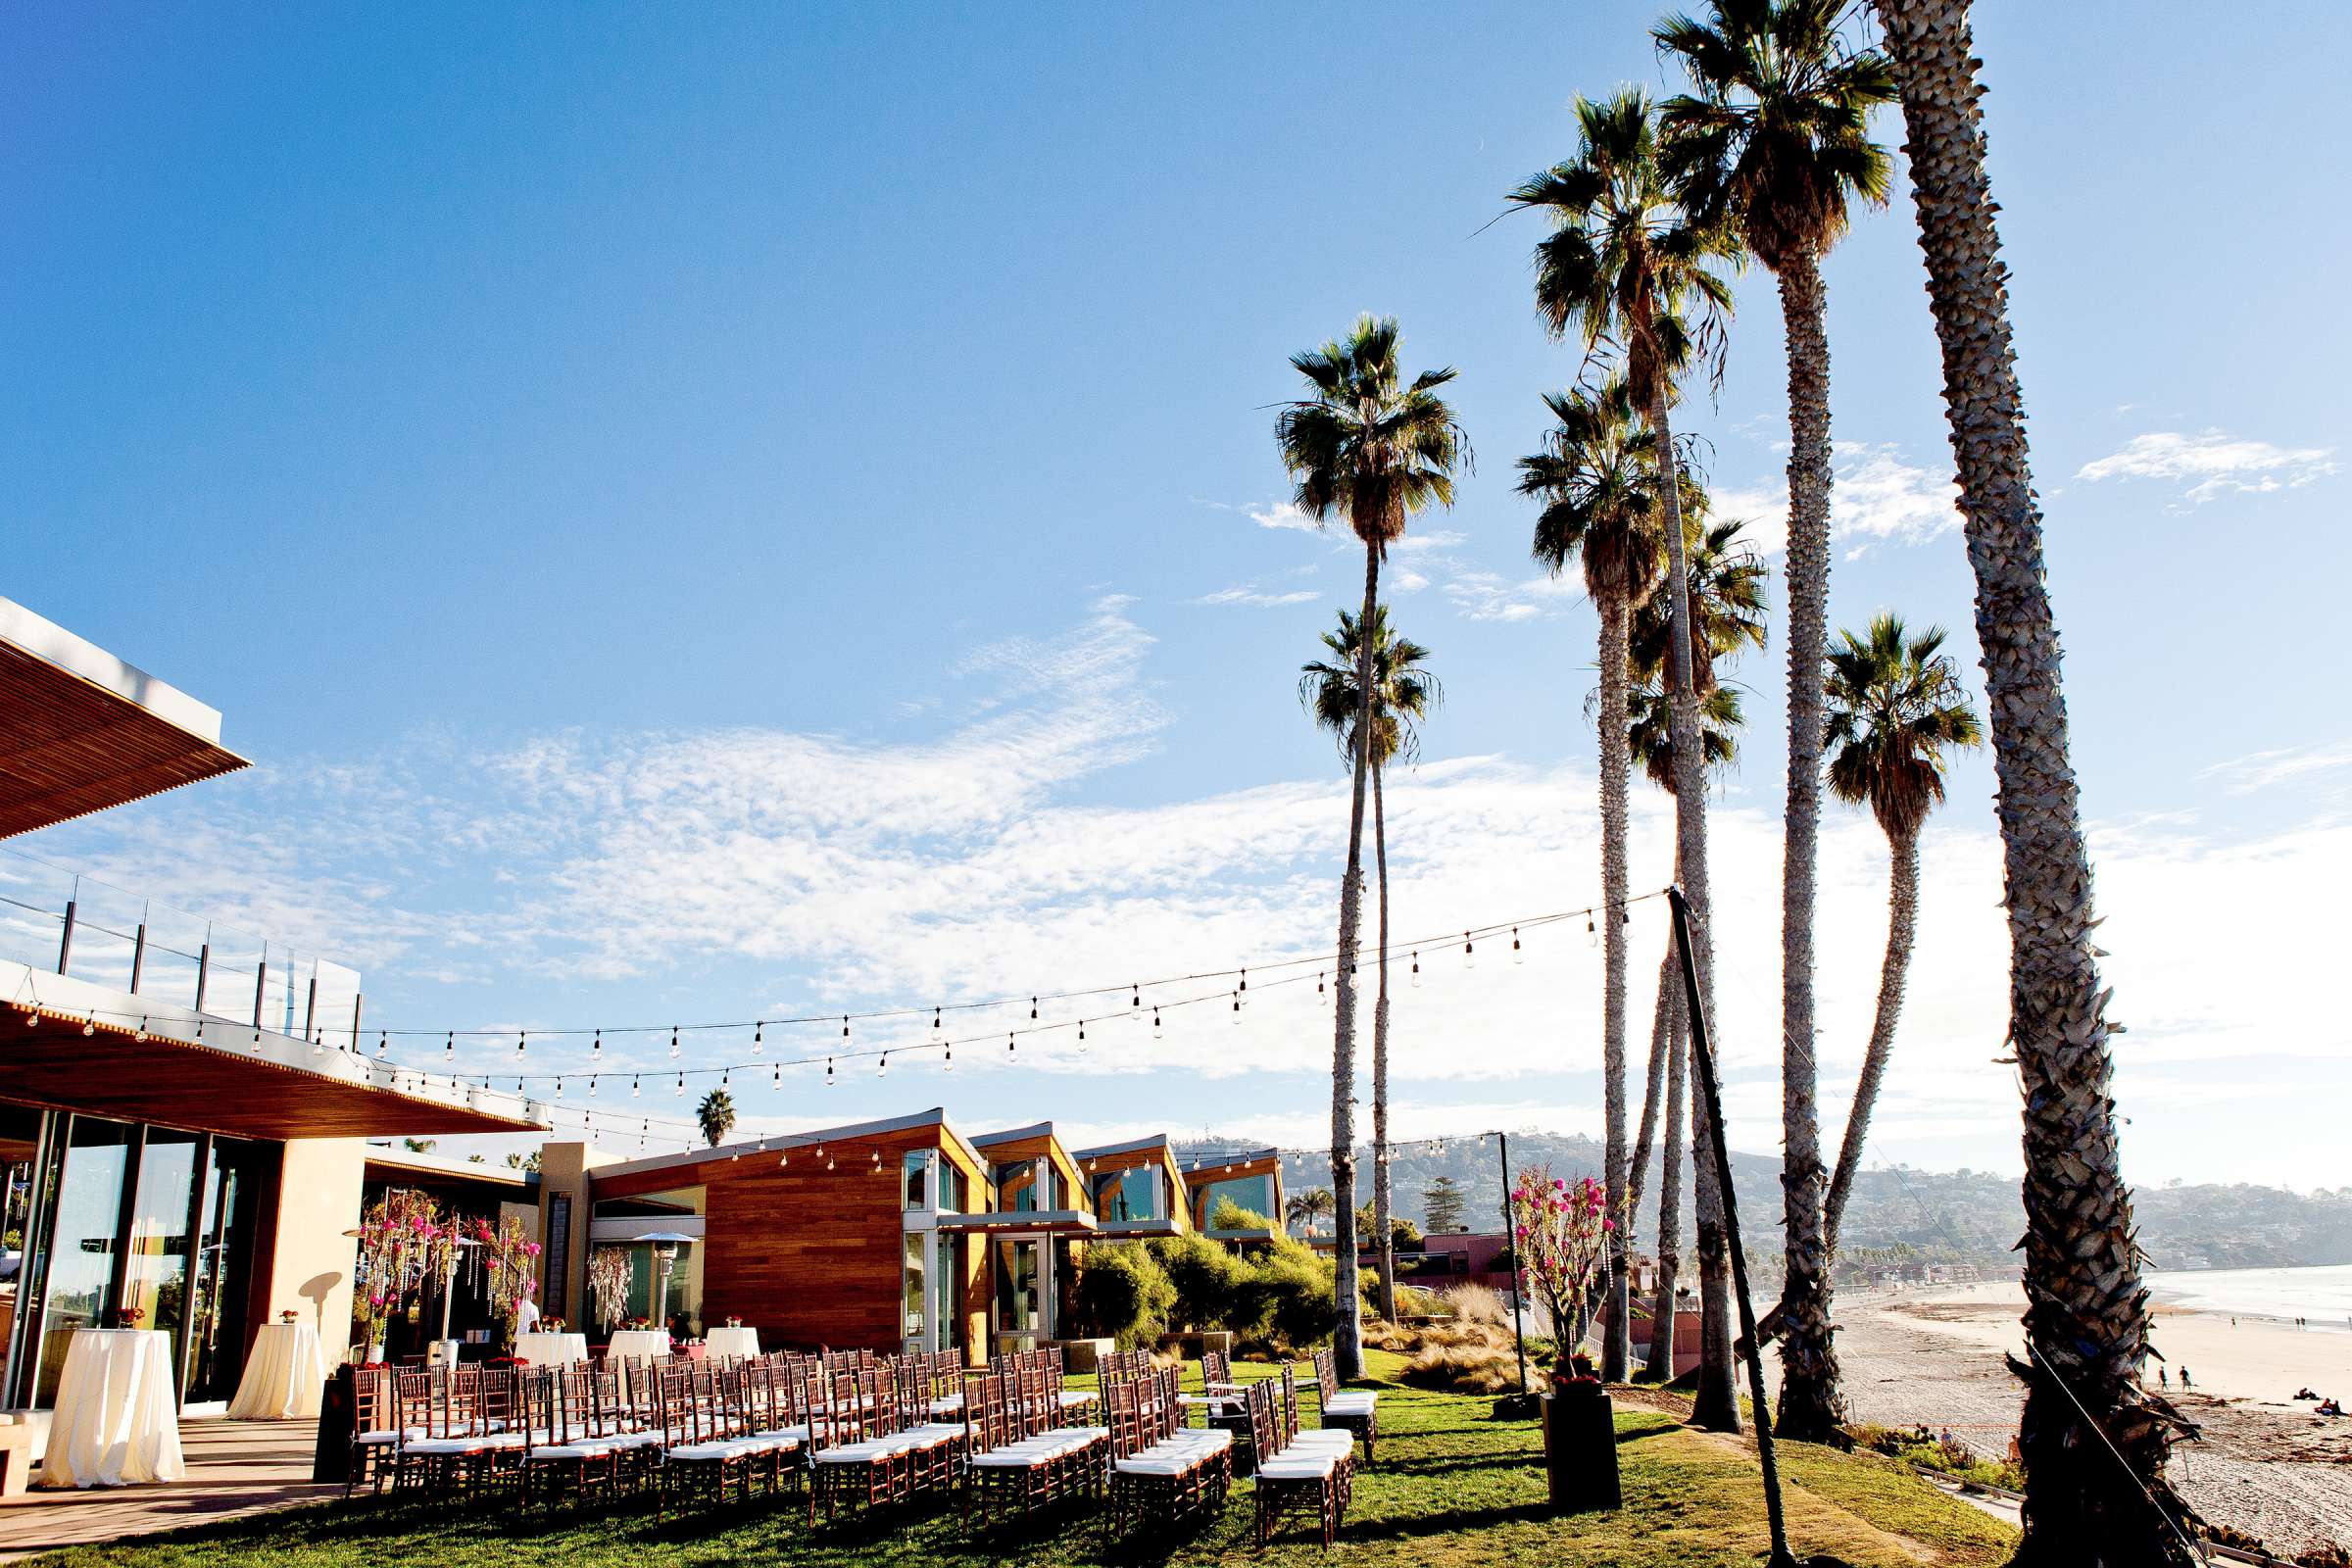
[1541,1381,1622,1512]
[312,1364,356,1484]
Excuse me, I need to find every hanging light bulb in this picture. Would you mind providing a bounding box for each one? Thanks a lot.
[1231,991,1241,1025]
[815,1144,824,1158]
[842,1015,851,1041]
[1077,1021,1086,1048]
[877,1052,889,1078]
[1410,951,1421,988]
[594,1028,603,1058]
[1131,984,1140,1010]
[721,1068,730,1087]
[556,1075,564,1095]
[1239,967,1249,993]
[669,1026,680,1059]
[252,1023,263,1048]
[375,1030,387,1058]
[1317,971,1326,998]
[674,1073,684,1097]
[22,1006,36,1027]
[778,1147,789,1167]
[1030,996,1039,1021]
[1463,931,1476,968]
[82,1011,96,1038]
[826,1154,836,1171]
[933,1007,942,1034]
[136,1016,150,1044]
[752,1021,763,1056]
[196,1017,205,1040]
[943,1041,953,1072]
[1152,1007,1162,1040]
[825,1056,835,1086]
[632,1074,641,1098]
[1512,927,1523,963]
[589,1074,598,1097]
[445,1031,455,1060]
[1007,1032,1016,1056]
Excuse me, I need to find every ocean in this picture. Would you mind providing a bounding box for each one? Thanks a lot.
[2143,1262,2352,1330]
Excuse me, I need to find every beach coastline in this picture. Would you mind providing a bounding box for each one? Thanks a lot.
[1832,1274,2352,1556]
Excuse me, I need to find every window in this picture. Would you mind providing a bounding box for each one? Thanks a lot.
[995,1160,1037,1213]
[1094,1164,1160,1222]
[903,1151,931,1212]
[902,1232,928,1340]
[938,1160,967,1215]
[1199,1173,1276,1230]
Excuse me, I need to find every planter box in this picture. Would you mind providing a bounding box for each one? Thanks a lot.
[1054,1337,1116,1373]
[1163,1330,1235,1361]
[1540,1382,1622,1513]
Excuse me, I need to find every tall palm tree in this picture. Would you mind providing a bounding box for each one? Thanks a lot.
[696,1088,737,1149]
[1300,606,1442,1323]
[1286,1187,1336,1240]
[1516,375,1665,1381]
[1870,4,2191,1558]
[1626,669,1743,1385]
[1820,614,1982,1245]
[1275,316,1468,1379]
[1628,515,1769,696]
[1512,88,1740,1426]
[1656,0,1896,1445]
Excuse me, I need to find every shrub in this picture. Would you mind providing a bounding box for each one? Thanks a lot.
[1441,1283,1508,1325]
[1070,1242,1176,1349]
[1210,1195,1272,1231]
[1148,1232,1244,1331]
[1846,1422,2026,1491]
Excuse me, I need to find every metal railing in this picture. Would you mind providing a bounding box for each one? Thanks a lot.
[0,846,365,1046]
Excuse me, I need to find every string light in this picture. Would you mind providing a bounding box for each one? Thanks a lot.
[778,1146,789,1167]
[1231,990,1241,1025]
[1239,967,1248,993]
[933,1007,941,1034]
[752,1022,763,1056]
[1463,931,1476,968]
[445,1031,455,1060]
[943,1041,953,1072]
[83,1011,97,1038]
[1007,1032,1016,1056]
[674,1073,684,1097]
[825,1056,834,1086]
[1512,927,1523,962]
[1131,984,1140,1010]
[1030,996,1039,1021]
[594,1028,602,1058]
[877,1052,889,1078]
[135,1016,149,1044]
[1152,1007,1161,1040]
[632,1074,641,1098]
[1317,971,1326,997]
[841,1015,850,1041]
[589,1074,598,1097]
[376,1031,388,1058]
[1077,1021,1086,1048]
[669,1026,680,1059]
[1410,951,1421,987]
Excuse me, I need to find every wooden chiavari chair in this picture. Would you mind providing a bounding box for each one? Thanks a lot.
[1309,1348,1378,1465]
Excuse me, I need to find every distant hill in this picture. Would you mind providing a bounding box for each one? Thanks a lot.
[1179,1132,2352,1277]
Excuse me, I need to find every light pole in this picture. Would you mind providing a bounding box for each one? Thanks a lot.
[633,1232,695,1335]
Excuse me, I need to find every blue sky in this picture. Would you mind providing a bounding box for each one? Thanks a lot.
[6,2,2347,1189]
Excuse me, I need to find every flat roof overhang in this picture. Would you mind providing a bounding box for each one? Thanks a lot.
[1,964,543,1141]
[0,598,250,838]
[935,1209,1098,1237]
[1094,1218,1179,1238]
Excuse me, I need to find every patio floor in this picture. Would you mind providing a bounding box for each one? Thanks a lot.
[0,1416,331,1562]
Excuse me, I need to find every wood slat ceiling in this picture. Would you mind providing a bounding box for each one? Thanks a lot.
[0,639,248,839]
[0,1013,539,1141]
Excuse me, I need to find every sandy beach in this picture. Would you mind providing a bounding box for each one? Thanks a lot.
[1834,1279,2352,1557]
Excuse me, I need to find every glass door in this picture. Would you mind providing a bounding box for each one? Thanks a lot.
[992,1235,1045,1353]
[27,1117,135,1407]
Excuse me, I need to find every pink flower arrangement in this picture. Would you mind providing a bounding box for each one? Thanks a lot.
[1508,1164,1615,1380]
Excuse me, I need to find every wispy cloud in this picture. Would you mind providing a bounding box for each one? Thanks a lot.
[2198,738,2352,797]
[1715,442,1962,560]
[1249,502,1320,533]
[2078,429,2336,506]
[1195,585,1321,609]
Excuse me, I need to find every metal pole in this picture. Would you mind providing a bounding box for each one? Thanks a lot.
[194,941,211,1015]
[1668,885,1794,1568]
[128,920,147,996]
[252,958,268,1029]
[302,976,318,1043]
[1499,1129,1527,1396]
[57,899,75,976]
[351,992,364,1054]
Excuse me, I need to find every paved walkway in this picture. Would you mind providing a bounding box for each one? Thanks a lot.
[0,1417,331,1562]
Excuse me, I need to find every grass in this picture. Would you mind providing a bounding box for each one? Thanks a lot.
[27,1352,2018,1568]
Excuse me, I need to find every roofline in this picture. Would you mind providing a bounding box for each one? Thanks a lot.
[589,1106,987,1184]
[971,1120,1055,1148]
[1070,1132,1173,1161]
[364,1144,540,1188]
[0,596,228,744]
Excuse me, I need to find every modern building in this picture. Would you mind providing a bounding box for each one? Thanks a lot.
[0,597,544,1428]
[532,1115,1288,1364]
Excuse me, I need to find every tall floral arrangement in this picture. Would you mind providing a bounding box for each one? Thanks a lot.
[353,1190,456,1356]
[588,1247,633,1333]
[1510,1165,1611,1377]
[474,1213,542,1350]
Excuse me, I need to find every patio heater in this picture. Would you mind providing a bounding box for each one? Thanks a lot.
[633,1231,695,1332]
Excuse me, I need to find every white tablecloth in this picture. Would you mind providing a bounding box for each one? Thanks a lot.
[705,1326,760,1359]
[604,1330,671,1363]
[36,1330,184,1488]
[226,1322,324,1421]
[514,1331,589,1367]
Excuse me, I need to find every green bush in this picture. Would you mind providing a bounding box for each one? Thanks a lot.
[1070,1242,1176,1349]
[1148,1232,1244,1331]
[1209,1195,1272,1231]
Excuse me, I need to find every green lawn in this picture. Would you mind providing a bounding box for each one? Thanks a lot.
[31,1353,2016,1567]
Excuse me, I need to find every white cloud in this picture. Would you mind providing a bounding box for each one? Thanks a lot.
[2078,429,2336,506]
[1715,442,1963,560]
[1196,585,1321,609]
[20,606,2345,1187]
[1249,502,1320,532]
[1441,568,1580,624]
[1391,568,1431,593]
[2196,738,2352,797]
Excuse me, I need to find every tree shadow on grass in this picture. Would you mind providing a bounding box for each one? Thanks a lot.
[1616,1422,1685,1446]
[1333,1499,1561,1543]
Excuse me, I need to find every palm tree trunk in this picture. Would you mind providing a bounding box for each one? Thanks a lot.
[1648,381,1739,1433]
[1325,541,1379,1380]
[1824,823,1919,1248]
[1773,245,1843,1442]
[1596,589,1634,1382]
[1641,977,1688,1383]
[1874,2,2189,1558]
[1625,948,1675,1274]
[1372,758,1397,1323]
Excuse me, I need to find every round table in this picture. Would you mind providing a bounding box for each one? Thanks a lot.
[704,1326,760,1360]
[226,1321,325,1421]
[604,1329,672,1363]
[36,1329,184,1488]
[513,1331,589,1367]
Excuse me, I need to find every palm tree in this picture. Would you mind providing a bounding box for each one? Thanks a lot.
[1300,606,1442,1325]
[1275,316,1468,1379]
[1870,4,2190,1557]
[1656,0,1895,1445]
[1516,375,1665,1381]
[696,1088,737,1149]
[1628,515,1768,697]
[1626,669,1743,1386]
[1820,615,1982,1243]
[1512,88,1739,1425]
[1286,1187,1336,1240]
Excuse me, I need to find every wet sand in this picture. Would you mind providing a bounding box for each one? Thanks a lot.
[1831,1280,2352,1558]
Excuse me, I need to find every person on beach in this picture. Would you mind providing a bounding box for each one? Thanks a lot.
[2180,1365,2192,1389]
[2157,1367,2168,1389]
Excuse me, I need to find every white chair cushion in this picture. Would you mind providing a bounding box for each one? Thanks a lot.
[667,1440,764,1461]
[402,1437,486,1455]
[1257,1453,1340,1479]
[1322,1392,1376,1413]
[528,1442,618,1460]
